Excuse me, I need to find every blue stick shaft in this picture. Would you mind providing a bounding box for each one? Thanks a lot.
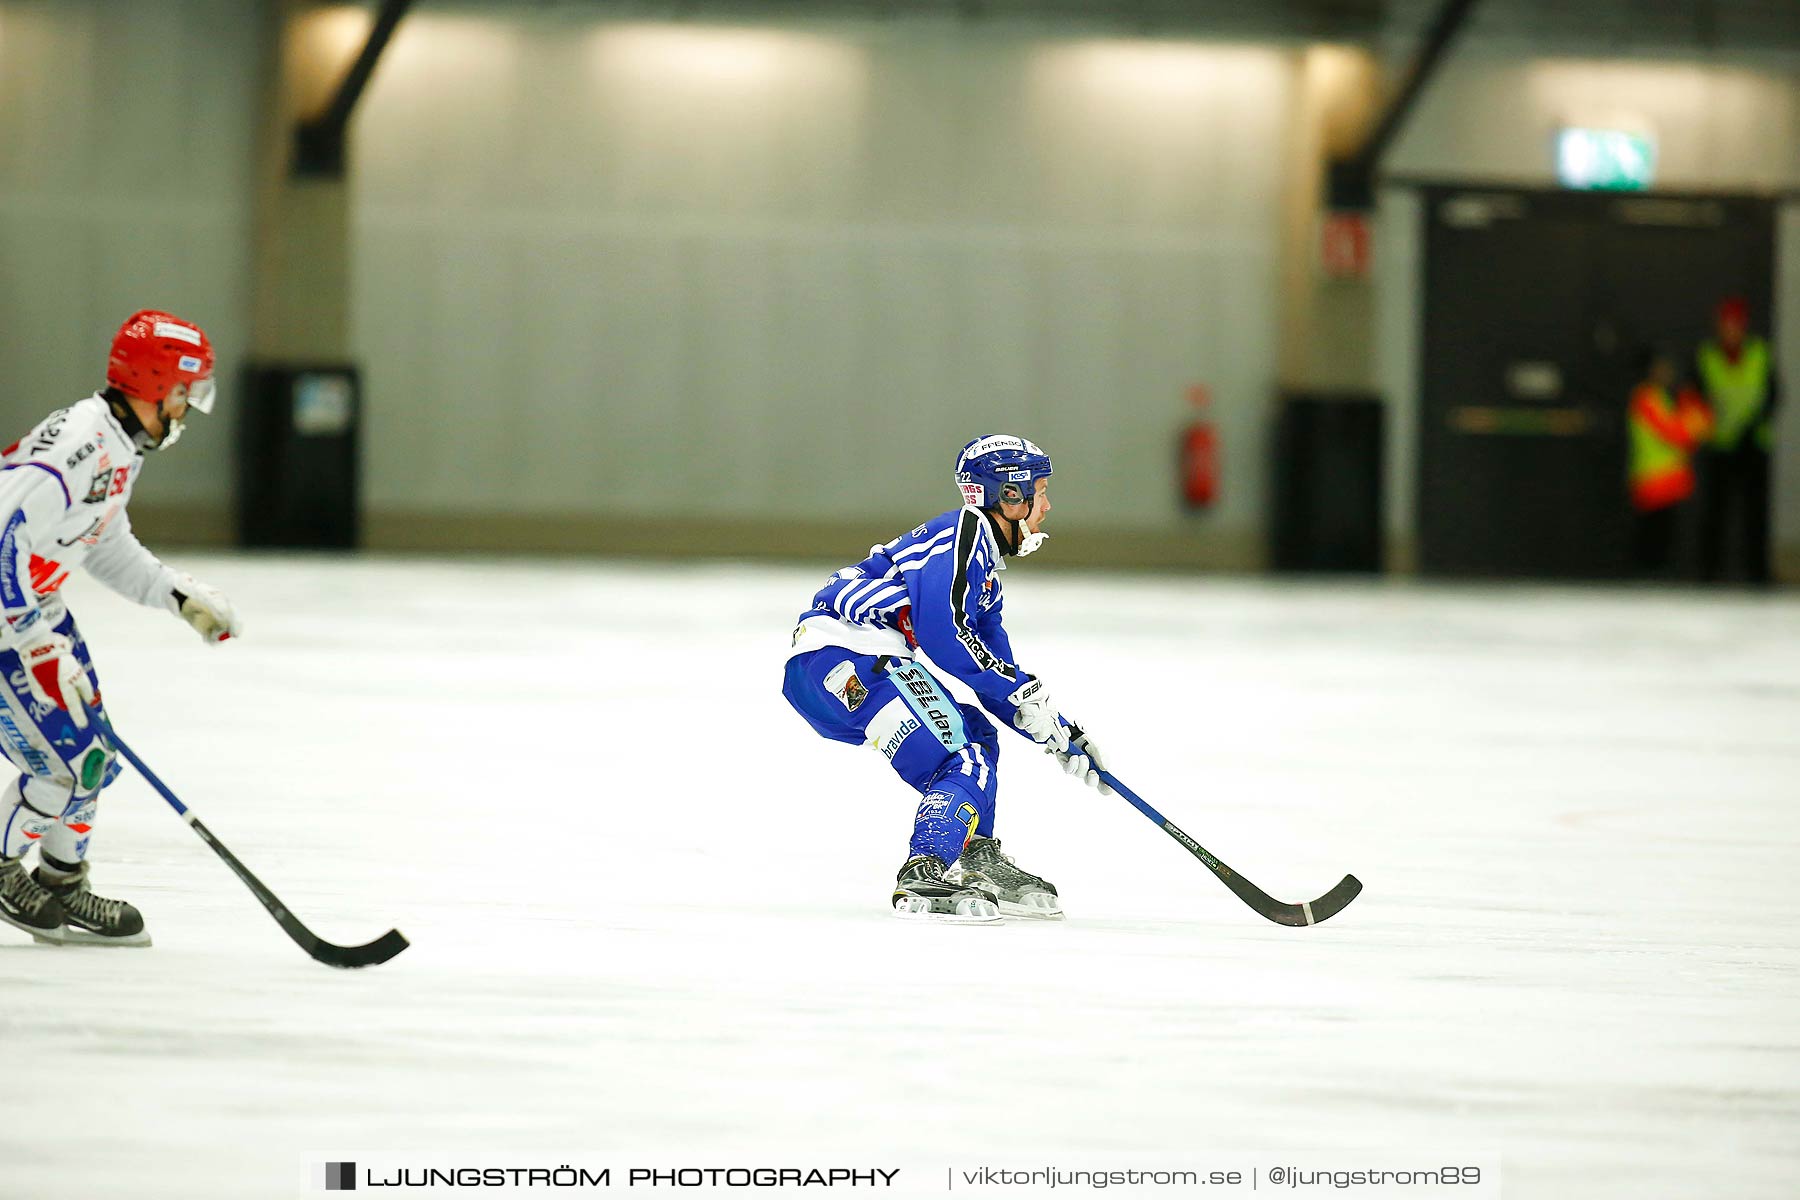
[91,710,191,818]
[1095,763,1363,927]
[1098,769,1167,826]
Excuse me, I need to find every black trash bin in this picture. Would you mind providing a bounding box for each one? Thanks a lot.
[1269,392,1384,572]
[236,364,360,548]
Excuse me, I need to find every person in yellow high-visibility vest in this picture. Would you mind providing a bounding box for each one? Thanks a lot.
[1695,297,1780,583]
[1629,350,1713,575]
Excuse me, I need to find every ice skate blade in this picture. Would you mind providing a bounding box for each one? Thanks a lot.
[998,893,1064,920]
[0,912,64,945]
[891,895,1003,925]
[59,926,151,948]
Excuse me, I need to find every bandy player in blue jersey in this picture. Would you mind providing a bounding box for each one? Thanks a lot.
[782,435,1108,924]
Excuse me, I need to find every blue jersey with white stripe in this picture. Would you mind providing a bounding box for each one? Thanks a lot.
[801,506,1025,722]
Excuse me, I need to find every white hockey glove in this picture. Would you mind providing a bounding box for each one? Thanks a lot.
[14,624,96,728]
[1007,675,1069,753]
[1053,720,1111,793]
[168,575,241,645]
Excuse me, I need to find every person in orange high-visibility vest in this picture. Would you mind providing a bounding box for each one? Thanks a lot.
[1628,350,1712,576]
[1695,297,1780,583]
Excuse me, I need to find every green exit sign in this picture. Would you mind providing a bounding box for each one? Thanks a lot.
[1556,128,1656,191]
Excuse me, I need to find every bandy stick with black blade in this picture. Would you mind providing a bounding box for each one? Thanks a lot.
[93,708,409,968]
[1098,770,1362,927]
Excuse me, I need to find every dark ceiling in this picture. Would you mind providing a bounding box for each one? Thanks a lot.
[482,0,1800,49]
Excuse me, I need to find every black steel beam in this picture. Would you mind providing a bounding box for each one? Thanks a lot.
[293,0,414,179]
[1330,0,1482,209]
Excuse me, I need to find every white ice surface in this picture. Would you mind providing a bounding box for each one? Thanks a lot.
[1,556,1797,1199]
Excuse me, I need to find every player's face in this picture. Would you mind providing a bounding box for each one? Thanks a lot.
[1001,478,1050,532]
[139,393,186,441]
[1026,478,1051,532]
[126,385,194,446]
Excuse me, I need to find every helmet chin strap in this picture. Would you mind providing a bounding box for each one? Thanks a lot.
[984,509,1048,557]
[103,389,160,451]
[152,399,186,450]
[104,389,188,451]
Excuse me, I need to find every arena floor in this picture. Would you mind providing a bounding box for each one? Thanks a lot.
[2,555,1795,1199]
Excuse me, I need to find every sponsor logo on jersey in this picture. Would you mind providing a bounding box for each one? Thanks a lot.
[956,625,1000,674]
[65,442,97,470]
[58,519,102,547]
[24,409,70,457]
[0,708,54,776]
[892,664,960,748]
[83,474,110,504]
[918,791,953,819]
[10,812,53,843]
[880,716,921,760]
[0,512,27,608]
[823,661,868,712]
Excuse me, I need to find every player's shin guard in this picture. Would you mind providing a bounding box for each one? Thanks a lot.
[39,792,98,866]
[908,775,993,866]
[0,780,63,860]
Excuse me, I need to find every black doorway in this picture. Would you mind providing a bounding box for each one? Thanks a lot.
[1416,185,1775,578]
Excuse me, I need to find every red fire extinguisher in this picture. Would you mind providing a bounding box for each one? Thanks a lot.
[1179,384,1218,509]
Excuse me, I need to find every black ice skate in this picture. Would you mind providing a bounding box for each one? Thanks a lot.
[892,854,1001,925]
[0,857,66,944]
[36,861,150,948]
[952,836,1063,919]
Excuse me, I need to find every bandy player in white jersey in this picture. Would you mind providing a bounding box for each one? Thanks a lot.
[0,311,241,947]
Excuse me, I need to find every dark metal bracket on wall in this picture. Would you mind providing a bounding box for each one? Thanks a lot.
[292,0,413,178]
[1329,0,1481,209]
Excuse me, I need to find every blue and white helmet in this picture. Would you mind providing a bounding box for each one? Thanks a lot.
[955,434,1053,509]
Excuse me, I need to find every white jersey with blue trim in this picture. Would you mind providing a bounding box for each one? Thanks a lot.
[0,395,179,638]
[791,505,1027,721]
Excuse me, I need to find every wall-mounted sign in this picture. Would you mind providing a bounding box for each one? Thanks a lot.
[1555,127,1656,192]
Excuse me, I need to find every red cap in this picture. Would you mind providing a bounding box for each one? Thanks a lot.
[106,310,214,405]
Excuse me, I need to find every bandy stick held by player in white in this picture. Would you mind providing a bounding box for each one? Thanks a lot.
[781,435,1106,924]
[0,311,241,947]
[86,706,408,968]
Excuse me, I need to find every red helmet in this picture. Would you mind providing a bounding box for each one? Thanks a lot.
[106,310,215,406]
